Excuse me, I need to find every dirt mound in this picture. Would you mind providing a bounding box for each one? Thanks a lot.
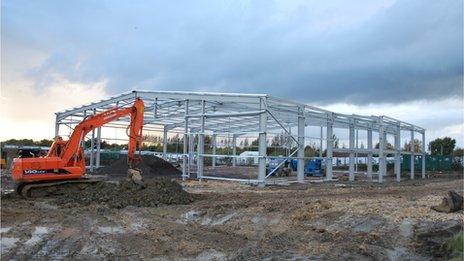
[97,154,181,179]
[53,179,193,208]
[414,220,463,259]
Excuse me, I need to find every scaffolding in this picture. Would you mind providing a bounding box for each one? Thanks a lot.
[55,90,426,185]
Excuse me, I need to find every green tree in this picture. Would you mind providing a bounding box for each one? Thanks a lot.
[429,137,456,155]
[403,139,422,152]
[1,139,53,147]
[251,138,259,147]
[1,139,35,146]
[304,145,317,157]
[204,135,212,147]
[243,138,249,148]
[37,139,54,146]
[375,142,394,150]
[332,134,339,148]
[271,135,283,146]
[453,147,463,158]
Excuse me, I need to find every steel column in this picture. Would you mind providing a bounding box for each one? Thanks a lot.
[367,127,373,180]
[188,131,194,177]
[258,98,268,186]
[287,125,292,157]
[395,125,401,182]
[355,129,358,173]
[96,127,101,168]
[89,109,97,172]
[410,130,415,180]
[81,110,87,149]
[319,126,323,157]
[197,100,206,179]
[163,126,168,160]
[54,116,60,137]
[232,134,237,167]
[154,97,158,117]
[90,128,95,172]
[212,133,217,168]
[349,122,355,181]
[182,100,189,180]
[422,131,427,179]
[378,124,386,183]
[325,114,333,180]
[297,107,305,183]
[422,131,426,178]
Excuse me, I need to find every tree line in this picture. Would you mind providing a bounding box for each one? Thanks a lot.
[1,136,462,157]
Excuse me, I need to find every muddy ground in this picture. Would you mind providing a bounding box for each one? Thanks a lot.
[1,173,463,260]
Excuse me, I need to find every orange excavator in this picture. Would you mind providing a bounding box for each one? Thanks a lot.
[12,98,145,196]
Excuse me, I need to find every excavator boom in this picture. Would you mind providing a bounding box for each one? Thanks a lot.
[12,98,145,186]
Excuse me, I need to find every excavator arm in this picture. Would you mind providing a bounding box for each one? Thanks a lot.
[57,98,144,167]
[12,98,145,184]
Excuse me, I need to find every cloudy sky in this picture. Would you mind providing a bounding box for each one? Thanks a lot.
[1,0,463,147]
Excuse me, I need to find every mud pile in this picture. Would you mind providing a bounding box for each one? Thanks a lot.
[97,154,181,179]
[54,179,193,208]
[414,220,463,259]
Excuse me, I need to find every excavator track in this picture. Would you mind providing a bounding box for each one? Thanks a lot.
[16,176,106,198]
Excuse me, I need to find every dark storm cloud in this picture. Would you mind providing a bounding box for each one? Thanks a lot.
[2,0,462,104]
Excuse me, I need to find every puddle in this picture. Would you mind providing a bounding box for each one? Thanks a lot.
[386,246,425,261]
[79,242,100,256]
[34,201,59,210]
[195,249,227,260]
[251,214,281,226]
[25,227,51,246]
[177,210,202,224]
[387,246,407,260]
[211,212,237,226]
[251,215,264,224]
[200,212,237,226]
[200,217,212,225]
[36,238,62,256]
[178,210,227,225]
[97,226,125,234]
[79,240,118,257]
[399,220,413,238]
[1,237,19,253]
[0,227,11,233]
[130,221,145,231]
[183,210,201,222]
[353,218,384,233]
[269,216,281,225]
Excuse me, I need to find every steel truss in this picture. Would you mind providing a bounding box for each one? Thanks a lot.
[55,90,426,185]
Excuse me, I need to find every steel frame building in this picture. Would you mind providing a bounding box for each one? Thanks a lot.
[55,90,426,185]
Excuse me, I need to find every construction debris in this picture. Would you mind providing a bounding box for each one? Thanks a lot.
[431,190,463,213]
[127,168,145,188]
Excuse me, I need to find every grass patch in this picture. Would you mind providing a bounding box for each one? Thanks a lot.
[448,232,463,260]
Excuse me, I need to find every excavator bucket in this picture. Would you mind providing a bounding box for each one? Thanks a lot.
[127,168,145,188]
[431,190,463,213]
